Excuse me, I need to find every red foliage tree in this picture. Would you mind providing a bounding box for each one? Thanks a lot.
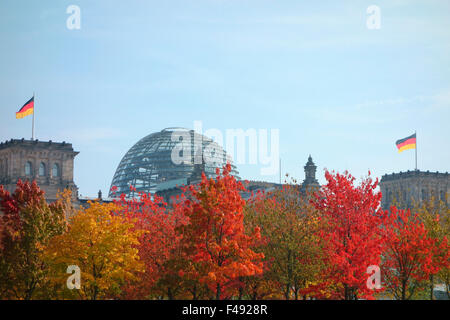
[114,188,188,299]
[312,170,387,300]
[382,206,449,300]
[176,164,264,299]
[0,180,68,299]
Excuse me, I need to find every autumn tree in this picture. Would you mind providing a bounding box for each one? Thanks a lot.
[418,195,449,299]
[241,190,279,300]
[0,180,69,300]
[382,206,448,300]
[412,195,450,299]
[114,189,188,300]
[312,170,386,300]
[42,201,144,300]
[176,164,264,300]
[243,179,325,300]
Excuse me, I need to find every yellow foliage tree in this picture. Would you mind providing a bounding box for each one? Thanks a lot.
[42,201,144,300]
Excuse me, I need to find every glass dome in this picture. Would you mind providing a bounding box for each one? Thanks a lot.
[109,128,239,198]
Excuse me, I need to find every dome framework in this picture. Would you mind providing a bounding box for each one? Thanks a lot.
[109,128,239,198]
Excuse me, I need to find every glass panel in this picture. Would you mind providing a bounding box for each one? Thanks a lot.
[39,163,45,176]
[25,162,32,176]
[52,163,59,177]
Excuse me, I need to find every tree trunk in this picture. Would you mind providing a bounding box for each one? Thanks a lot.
[92,286,98,300]
[238,286,243,300]
[191,285,198,300]
[401,280,407,300]
[216,283,221,300]
[25,290,33,300]
[252,285,257,300]
[429,275,434,300]
[284,283,290,300]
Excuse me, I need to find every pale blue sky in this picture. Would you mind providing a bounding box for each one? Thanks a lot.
[1,0,449,197]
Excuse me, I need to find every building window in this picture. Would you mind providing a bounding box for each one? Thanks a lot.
[52,163,60,177]
[441,190,446,201]
[39,163,46,176]
[422,189,428,201]
[25,161,32,176]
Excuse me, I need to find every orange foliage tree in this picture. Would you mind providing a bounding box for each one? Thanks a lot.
[176,164,264,299]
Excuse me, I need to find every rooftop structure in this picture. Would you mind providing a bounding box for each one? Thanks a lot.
[300,155,320,194]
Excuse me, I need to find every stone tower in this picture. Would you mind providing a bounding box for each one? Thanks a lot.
[0,138,79,202]
[379,170,449,209]
[301,155,320,193]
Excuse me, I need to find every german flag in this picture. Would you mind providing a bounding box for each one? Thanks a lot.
[396,133,416,153]
[16,96,34,119]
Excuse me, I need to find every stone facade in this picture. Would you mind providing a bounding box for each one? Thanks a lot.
[379,170,449,209]
[0,138,79,202]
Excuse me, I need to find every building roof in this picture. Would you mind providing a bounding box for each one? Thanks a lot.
[380,170,449,182]
[0,138,78,153]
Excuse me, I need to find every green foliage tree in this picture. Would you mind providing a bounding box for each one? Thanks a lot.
[244,177,325,300]
[412,194,450,299]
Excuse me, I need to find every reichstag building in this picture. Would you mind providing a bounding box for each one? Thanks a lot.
[0,128,448,208]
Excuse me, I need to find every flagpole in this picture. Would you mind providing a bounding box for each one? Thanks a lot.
[32,92,35,140]
[279,158,281,184]
[415,130,417,171]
